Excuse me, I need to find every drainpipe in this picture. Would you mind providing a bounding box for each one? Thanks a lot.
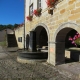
[5,28,8,47]
[24,0,26,50]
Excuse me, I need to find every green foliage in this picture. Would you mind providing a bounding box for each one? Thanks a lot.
[13,24,19,28]
[74,38,80,45]
[7,24,14,29]
[0,25,6,31]
[0,24,20,31]
[0,41,6,47]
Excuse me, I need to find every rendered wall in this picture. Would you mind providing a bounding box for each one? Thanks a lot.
[15,26,24,49]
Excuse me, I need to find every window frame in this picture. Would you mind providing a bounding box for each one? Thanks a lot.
[18,37,22,42]
[29,3,33,16]
[37,0,41,9]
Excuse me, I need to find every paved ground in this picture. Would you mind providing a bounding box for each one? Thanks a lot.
[0,46,79,80]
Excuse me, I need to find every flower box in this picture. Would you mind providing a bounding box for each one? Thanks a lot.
[26,16,33,21]
[46,0,58,8]
[33,8,42,16]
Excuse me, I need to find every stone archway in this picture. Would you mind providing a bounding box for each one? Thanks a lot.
[33,23,49,61]
[34,23,49,41]
[54,22,80,65]
[35,27,48,47]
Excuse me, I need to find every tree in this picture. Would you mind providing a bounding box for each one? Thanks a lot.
[13,24,19,28]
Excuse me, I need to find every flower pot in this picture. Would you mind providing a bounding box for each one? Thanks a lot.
[26,16,33,21]
[48,9,53,15]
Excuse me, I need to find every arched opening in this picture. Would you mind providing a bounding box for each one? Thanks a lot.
[35,26,48,48]
[65,29,77,48]
[34,26,48,59]
[56,27,80,65]
[17,25,48,63]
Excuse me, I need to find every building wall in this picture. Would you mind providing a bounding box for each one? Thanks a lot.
[7,29,14,34]
[15,26,24,49]
[0,29,14,42]
[25,0,80,65]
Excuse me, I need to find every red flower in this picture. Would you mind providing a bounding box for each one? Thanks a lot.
[33,10,38,15]
[78,34,80,38]
[46,0,58,8]
[68,32,80,47]
[26,16,32,21]
[33,8,42,16]
[69,37,72,41]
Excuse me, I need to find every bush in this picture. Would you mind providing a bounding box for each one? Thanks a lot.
[74,38,80,46]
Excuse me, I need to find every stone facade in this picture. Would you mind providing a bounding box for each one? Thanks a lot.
[24,0,80,66]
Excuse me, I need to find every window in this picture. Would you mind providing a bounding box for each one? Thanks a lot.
[37,0,41,9]
[18,37,22,42]
[29,3,33,16]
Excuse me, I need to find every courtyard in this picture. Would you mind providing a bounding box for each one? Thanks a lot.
[0,46,79,80]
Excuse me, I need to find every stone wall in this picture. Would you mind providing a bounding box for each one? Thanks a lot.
[25,0,80,65]
[0,29,14,42]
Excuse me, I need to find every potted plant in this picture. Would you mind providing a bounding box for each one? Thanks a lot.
[69,33,80,47]
[26,15,33,21]
[33,8,42,16]
[46,0,58,8]
[46,0,58,14]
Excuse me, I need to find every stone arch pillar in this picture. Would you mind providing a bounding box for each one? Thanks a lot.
[52,22,80,65]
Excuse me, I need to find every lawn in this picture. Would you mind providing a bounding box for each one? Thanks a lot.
[0,41,7,46]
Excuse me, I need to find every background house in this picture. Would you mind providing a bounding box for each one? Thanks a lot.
[0,28,18,47]
[0,28,14,42]
[14,24,24,49]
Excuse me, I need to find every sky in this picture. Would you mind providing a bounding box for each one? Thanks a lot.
[0,0,24,25]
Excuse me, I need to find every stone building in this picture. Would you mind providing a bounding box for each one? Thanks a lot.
[0,28,14,42]
[0,28,18,47]
[19,0,80,66]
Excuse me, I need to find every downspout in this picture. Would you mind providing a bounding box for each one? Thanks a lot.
[24,0,26,50]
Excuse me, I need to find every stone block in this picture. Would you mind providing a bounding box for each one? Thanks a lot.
[58,2,67,10]
[71,7,80,14]
[60,9,65,14]
[68,0,76,5]
[53,16,58,21]
[69,12,80,20]
[58,11,70,20]
[66,4,75,11]
[76,2,80,7]
[55,19,64,25]
[76,19,80,24]
[65,50,70,58]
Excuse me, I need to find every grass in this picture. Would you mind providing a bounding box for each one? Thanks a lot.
[0,41,7,47]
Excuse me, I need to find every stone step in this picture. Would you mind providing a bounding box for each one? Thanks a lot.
[17,50,48,64]
[18,51,48,59]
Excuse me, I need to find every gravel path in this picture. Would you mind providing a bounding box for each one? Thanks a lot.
[0,46,75,80]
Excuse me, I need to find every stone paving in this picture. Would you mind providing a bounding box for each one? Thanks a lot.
[0,46,78,80]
